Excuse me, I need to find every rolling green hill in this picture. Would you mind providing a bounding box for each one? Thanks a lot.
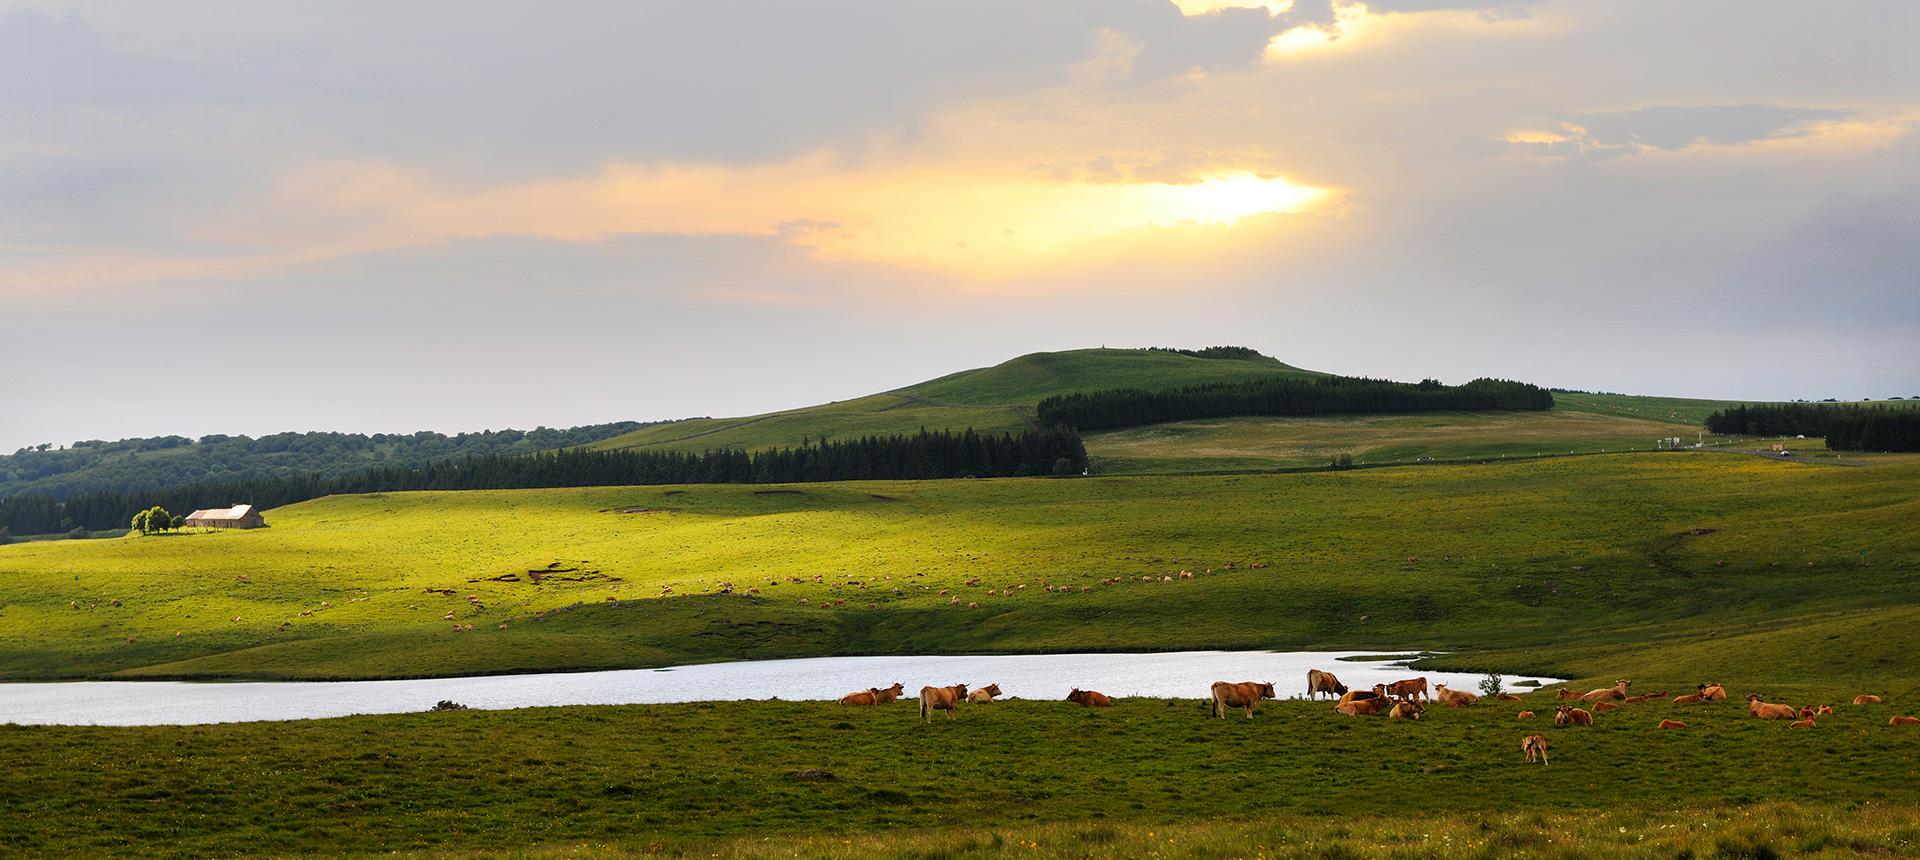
[589,348,1319,454]
[4,453,1914,685]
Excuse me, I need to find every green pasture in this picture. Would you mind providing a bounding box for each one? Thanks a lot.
[3,690,1916,857]
[1,453,1914,684]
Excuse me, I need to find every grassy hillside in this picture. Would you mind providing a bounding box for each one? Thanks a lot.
[2,454,1914,684]
[4,693,1918,857]
[1084,410,1710,473]
[589,348,1318,453]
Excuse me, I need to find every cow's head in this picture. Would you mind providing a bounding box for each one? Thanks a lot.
[1260,682,1277,699]
[1332,681,1349,695]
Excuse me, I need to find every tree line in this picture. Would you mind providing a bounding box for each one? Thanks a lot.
[1706,404,1920,452]
[0,427,1087,535]
[1035,375,1556,432]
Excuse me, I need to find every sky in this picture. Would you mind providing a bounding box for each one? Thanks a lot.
[2,0,1916,451]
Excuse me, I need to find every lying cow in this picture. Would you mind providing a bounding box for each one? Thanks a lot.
[1067,688,1112,707]
[1580,680,1631,702]
[1553,704,1593,726]
[918,683,968,722]
[1212,680,1277,719]
[1306,669,1348,701]
[1389,700,1424,720]
[1746,694,1797,720]
[1889,716,1920,727]
[967,683,1003,703]
[1335,696,1394,717]
[1433,684,1479,707]
[840,682,906,705]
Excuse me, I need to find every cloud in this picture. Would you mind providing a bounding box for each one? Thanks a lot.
[1505,105,1869,158]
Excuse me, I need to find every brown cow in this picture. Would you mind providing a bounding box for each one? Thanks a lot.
[1433,684,1479,707]
[1385,677,1429,703]
[1212,681,1277,719]
[1816,705,1833,716]
[1593,701,1620,712]
[1067,688,1111,707]
[1797,706,1817,720]
[1306,669,1348,701]
[1553,704,1593,726]
[1516,710,1536,719]
[1658,719,1688,729]
[1522,734,1549,765]
[1335,696,1393,716]
[967,683,1003,703]
[1556,688,1584,701]
[1494,693,1522,702]
[1700,683,1728,702]
[1788,718,1816,729]
[1746,694,1797,720]
[918,684,968,722]
[1889,716,1920,727]
[840,682,905,705]
[1337,685,1389,705]
[1389,700,1424,720]
[1854,695,1883,705]
[1580,680,1631,702]
[1672,693,1706,705]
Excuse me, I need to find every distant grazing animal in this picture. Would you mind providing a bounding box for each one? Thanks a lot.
[1385,677,1429,702]
[1623,690,1668,704]
[1699,683,1728,702]
[1658,719,1689,729]
[1522,734,1549,765]
[1797,706,1817,720]
[1553,705,1593,726]
[1746,694,1797,720]
[1335,696,1394,717]
[840,682,905,706]
[1516,711,1535,719]
[1213,681,1277,719]
[1672,693,1705,705]
[1816,705,1833,716]
[1581,680,1631,702]
[1433,685,1479,707]
[1306,669,1348,701]
[1593,701,1620,712]
[1494,693,1522,702]
[967,683,1003,703]
[1389,700,1424,720]
[1067,688,1111,707]
[919,684,968,722]
[1854,695,1883,705]
[1788,718,1816,729]
[1889,716,1920,727]
[1556,688,1583,701]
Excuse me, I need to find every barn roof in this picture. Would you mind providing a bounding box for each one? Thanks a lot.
[185,504,255,521]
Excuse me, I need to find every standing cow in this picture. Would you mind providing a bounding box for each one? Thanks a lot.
[1306,669,1348,701]
[919,684,968,722]
[1385,677,1429,702]
[1212,680,1277,719]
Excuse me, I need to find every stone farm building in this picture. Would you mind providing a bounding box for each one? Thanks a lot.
[183,504,265,530]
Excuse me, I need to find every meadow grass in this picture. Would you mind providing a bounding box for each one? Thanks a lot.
[1,453,1915,684]
[2,693,1916,857]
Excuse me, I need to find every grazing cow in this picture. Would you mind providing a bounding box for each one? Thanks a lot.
[1593,701,1620,712]
[1699,683,1728,702]
[1516,710,1536,719]
[1067,688,1112,707]
[1553,705,1593,726]
[1433,684,1479,707]
[1386,677,1429,702]
[1522,734,1549,765]
[1389,700,1425,720]
[1672,693,1705,705]
[1306,669,1348,701]
[919,684,968,722]
[1335,696,1393,716]
[1854,695,1883,705]
[1746,694,1797,720]
[1888,716,1920,727]
[967,683,1004,703]
[1658,719,1689,730]
[1580,680,1631,702]
[1212,681,1278,719]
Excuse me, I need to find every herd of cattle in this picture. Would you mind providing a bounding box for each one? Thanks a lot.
[837,671,1918,753]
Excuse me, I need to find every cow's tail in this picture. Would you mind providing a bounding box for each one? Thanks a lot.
[918,690,930,722]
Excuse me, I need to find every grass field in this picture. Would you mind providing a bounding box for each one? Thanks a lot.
[1084,409,1714,473]
[3,692,1917,857]
[2,453,1915,686]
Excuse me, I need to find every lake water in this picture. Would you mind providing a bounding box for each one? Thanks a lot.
[0,651,1560,726]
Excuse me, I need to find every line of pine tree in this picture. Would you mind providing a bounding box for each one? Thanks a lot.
[1035,375,1555,432]
[1707,404,1920,452]
[0,427,1088,534]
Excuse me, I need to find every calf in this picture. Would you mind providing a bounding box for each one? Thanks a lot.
[1521,734,1549,765]
[1516,711,1536,719]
